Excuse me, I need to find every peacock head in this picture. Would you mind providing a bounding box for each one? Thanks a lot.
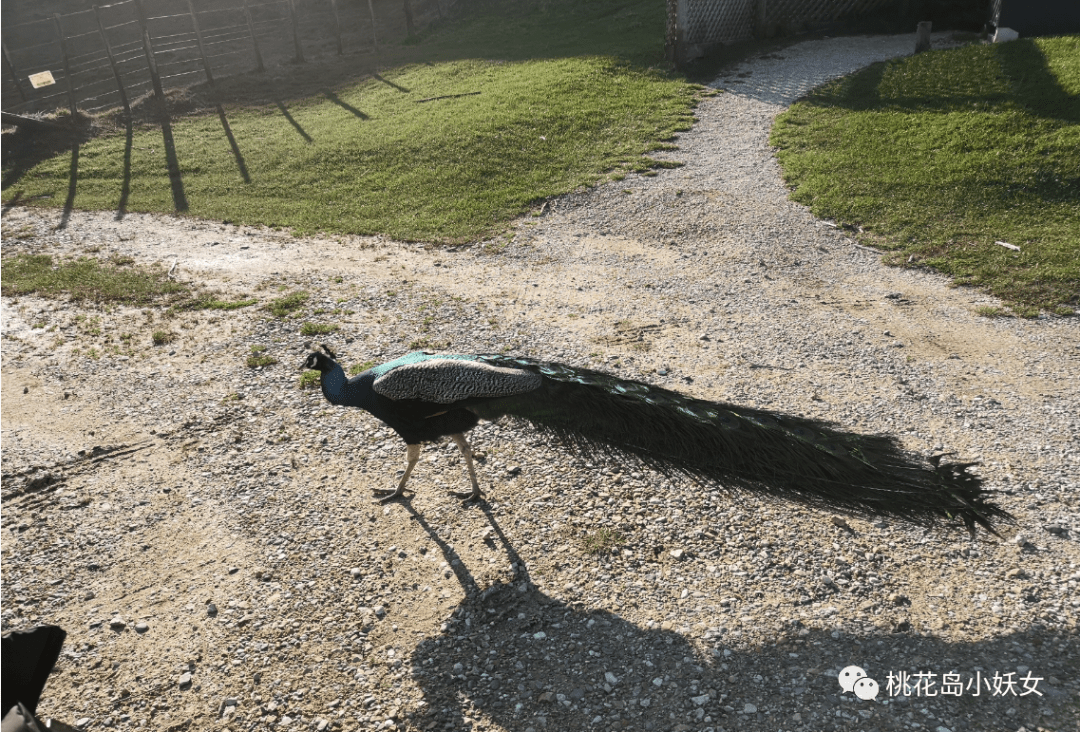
[300,344,337,372]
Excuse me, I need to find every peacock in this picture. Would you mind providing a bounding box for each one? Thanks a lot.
[301,346,1012,537]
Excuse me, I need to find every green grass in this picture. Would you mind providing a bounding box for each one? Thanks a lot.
[298,370,321,389]
[300,322,339,336]
[1,253,189,304]
[1,252,260,313]
[2,0,696,243]
[187,296,258,311]
[246,345,278,368]
[348,360,376,376]
[582,528,626,555]
[771,36,1080,316]
[151,330,177,345]
[266,291,308,318]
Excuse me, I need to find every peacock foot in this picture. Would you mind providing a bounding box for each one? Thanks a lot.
[446,487,483,503]
[372,487,412,503]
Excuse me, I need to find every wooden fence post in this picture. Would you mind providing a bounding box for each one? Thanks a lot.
[367,0,378,50]
[754,0,768,39]
[286,0,305,62]
[133,0,167,106]
[241,0,265,72]
[402,0,415,37]
[186,0,215,85]
[94,5,131,118]
[52,14,80,120]
[329,0,343,55]
[2,42,29,102]
[914,20,932,53]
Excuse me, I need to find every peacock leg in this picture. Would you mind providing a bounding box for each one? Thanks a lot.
[374,444,420,502]
[449,433,482,502]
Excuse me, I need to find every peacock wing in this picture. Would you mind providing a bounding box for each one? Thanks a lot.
[372,357,542,404]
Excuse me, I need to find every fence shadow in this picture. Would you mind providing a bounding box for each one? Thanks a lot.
[1,117,94,193]
[157,101,188,211]
[115,117,134,218]
[275,99,313,143]
[372,72,410,93]
[322,89,368,120]
[215,103,251,182]
[2,191,22,213]
[400,502,1077,732]
[58,143,79,229]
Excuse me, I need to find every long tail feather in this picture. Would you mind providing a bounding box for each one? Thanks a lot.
[469,356,1012,537]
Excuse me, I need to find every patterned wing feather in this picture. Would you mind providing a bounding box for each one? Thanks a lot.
[373,358,542,404]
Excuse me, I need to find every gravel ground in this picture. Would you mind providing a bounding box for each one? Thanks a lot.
[3,33,1079,732]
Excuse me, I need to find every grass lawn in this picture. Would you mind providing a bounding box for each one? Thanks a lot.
[0,252,257,310]
[771,36,1080,316]
[1,0,697,243]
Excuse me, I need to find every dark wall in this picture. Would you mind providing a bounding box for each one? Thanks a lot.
[824,0,992,35]
[998,0,1080,36]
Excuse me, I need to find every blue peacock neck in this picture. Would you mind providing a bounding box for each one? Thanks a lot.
[320,363,377,411]
[320,362,348,405]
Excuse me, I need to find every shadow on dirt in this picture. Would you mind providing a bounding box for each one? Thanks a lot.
[403,502,1077,732]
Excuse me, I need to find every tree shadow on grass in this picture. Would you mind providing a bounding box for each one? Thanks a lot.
[404,503,1078,732]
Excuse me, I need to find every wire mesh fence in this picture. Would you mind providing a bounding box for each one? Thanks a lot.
[2,0,454,116]
[666,0,900,64]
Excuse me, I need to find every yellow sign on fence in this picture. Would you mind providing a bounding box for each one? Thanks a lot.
[28,70,56,89]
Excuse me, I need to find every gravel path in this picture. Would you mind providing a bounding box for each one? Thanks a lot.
[3,33,1079,732]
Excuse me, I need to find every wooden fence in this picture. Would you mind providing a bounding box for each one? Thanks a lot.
[2,0,453,117]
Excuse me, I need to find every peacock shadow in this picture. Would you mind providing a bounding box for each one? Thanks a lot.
[401,504,1077,732]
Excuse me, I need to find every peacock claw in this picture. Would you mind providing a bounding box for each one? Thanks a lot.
[447,488,482,503]
[372,488,411,503]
